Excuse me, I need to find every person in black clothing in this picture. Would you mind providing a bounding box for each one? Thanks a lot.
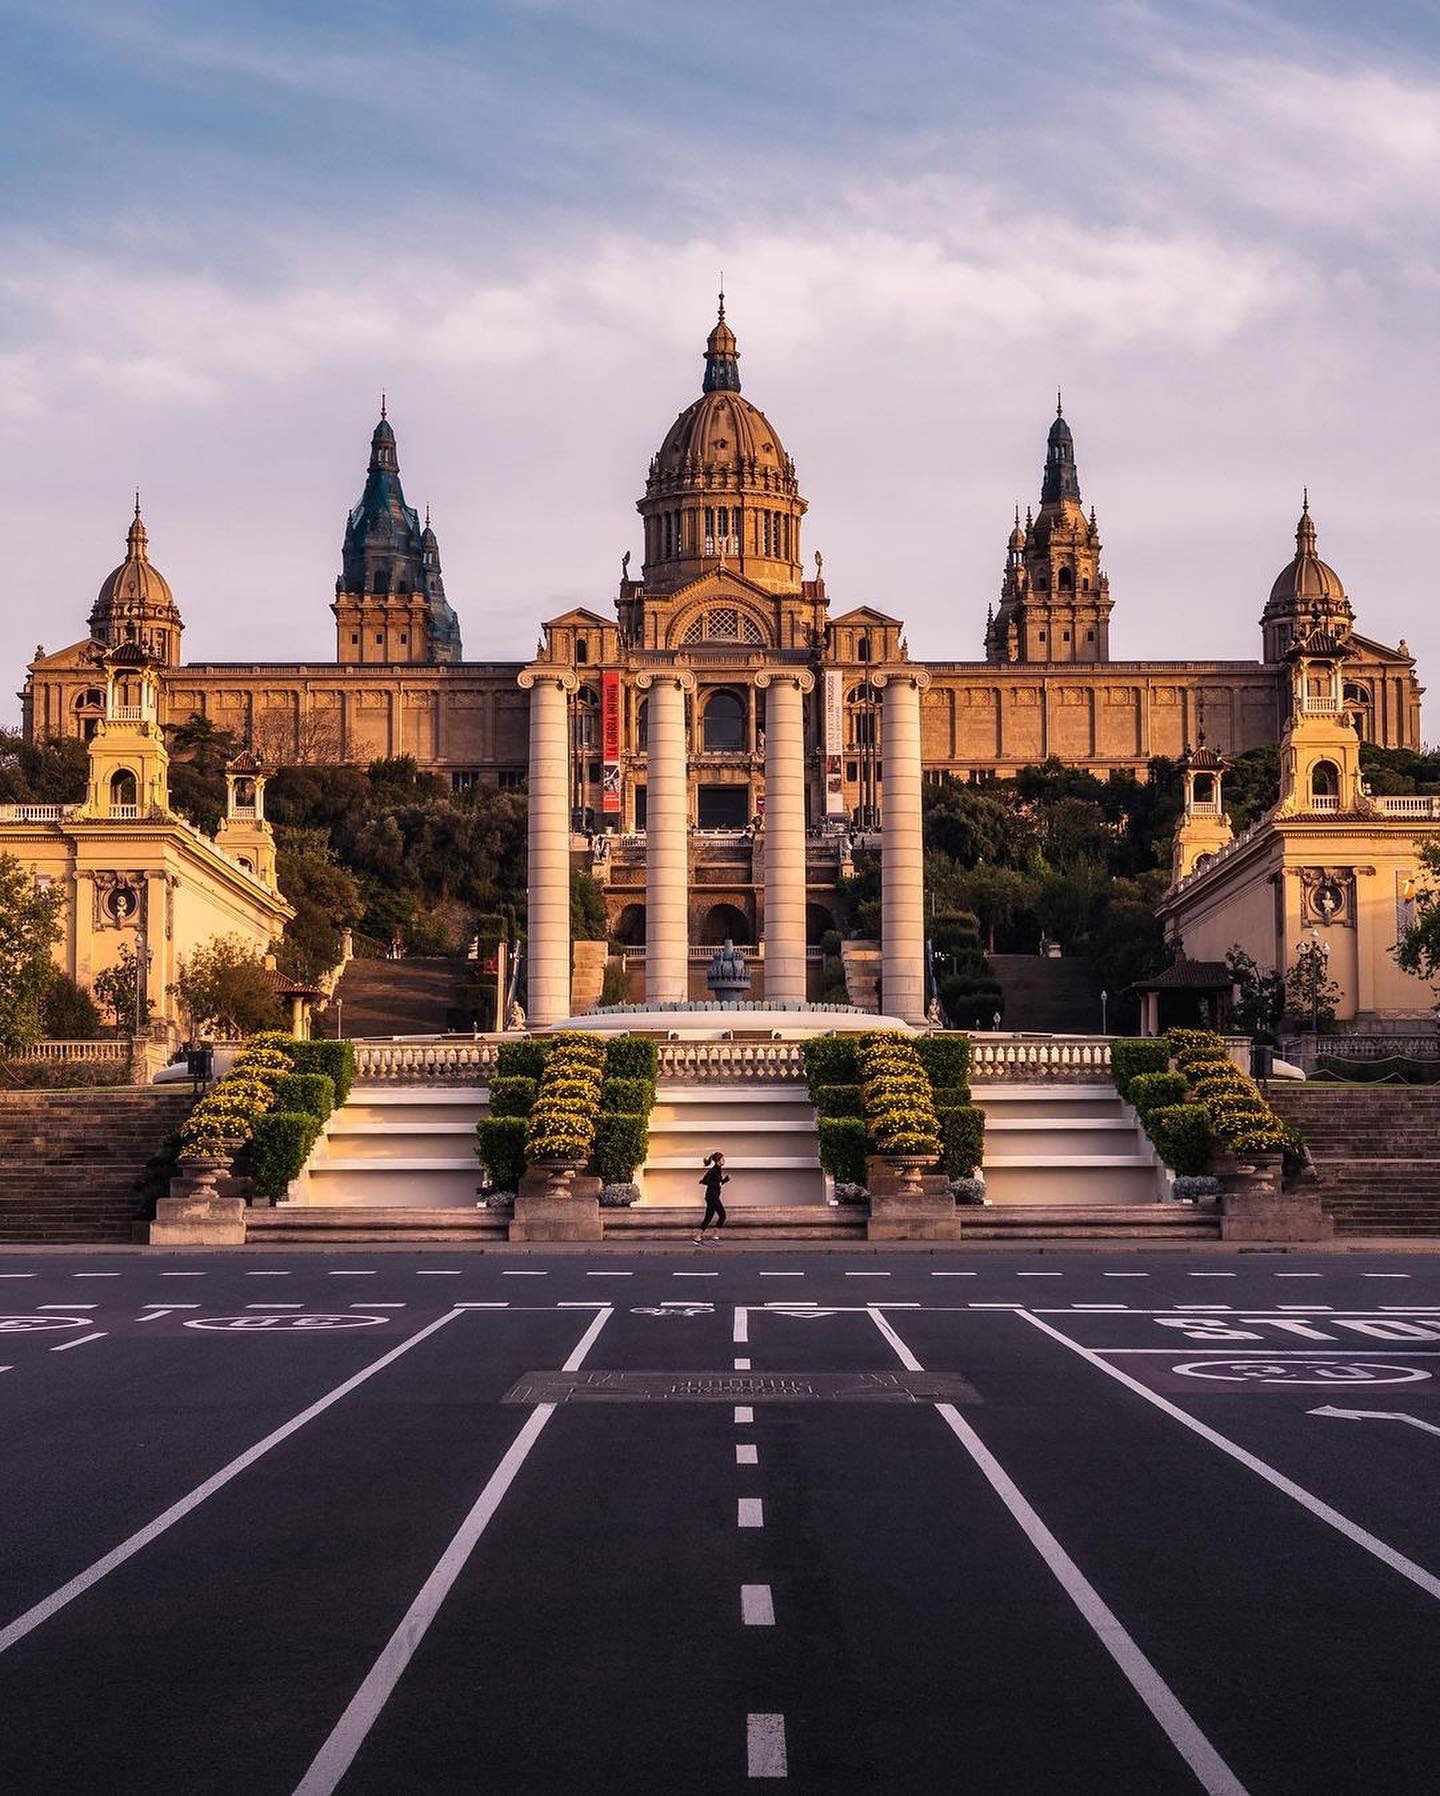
[694,1151,729,1244]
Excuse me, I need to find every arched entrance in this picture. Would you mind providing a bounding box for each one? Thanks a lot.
[699,902,752,946]
[613,903,646,946]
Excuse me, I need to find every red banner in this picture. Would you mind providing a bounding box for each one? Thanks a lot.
[601,670,621,814]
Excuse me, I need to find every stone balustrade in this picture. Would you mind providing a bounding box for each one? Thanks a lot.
[19,1039,131,1063]
[657,1040,807,1083]
[354,1040,499,1083]
[970,1036,1114,1081]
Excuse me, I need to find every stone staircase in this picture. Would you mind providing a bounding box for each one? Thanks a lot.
[321,958,481,1038]
[990,955,1103,1033]
[0,1088,194,1242]
[283,1086,491,1209]
[1268,1086,1440,1235]
[977,1084,1164,1205]
[839,940,881,1012]
[639,1085,826,1207]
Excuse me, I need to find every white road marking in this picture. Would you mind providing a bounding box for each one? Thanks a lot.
[1364,1273,1411,1279]
[39,1304,96,1310]
[734,1406,754,1424]
[1020,1310,1440,1607]
[736,1444,759,1466]
[136,1309,178,1323]
[455,1302,508,1309]
[846,1272,889,1278]
[1017,1272,1063,1277]
[741,1585,775,1627]
[73,1273,120,1278]
[1278,1304,1334,1310]
[1383,1305,1440,1312]
[328,1270,376,1277]
[869,1308,1250,1796]
[1073,1304,1130,1311]
[1189,1273,1236,1278]
[416,1270,462,1276]
[1105,1272,1149,1277]
[0,1274,35,1279]
[676,1272,718,1278]
[0,1308,470,1658]
[0,1366,10,1373]
[764,1300,819,1307]
[247,1303,303,1310]
[355,1302,405,1309]
[50,1333,107,1353]
[160,1272,205,1277]
[1275,1272,1321,1278]
[758,1272,803,1278]
[971,1302,1022,1309]
[290,1308,613,1796]
[502,1270,548,1276]
[932,1271,977,1277]
[587,1272,632,1277]
[738,1498,764,1529]
[246,1271,292,1277]
[734,1358,752,1371]
[1174,1304,1233,1311]
[1311,1405,1440,1439]
[734,1307,749,1344]
[747,1713,787,1779]
[141,1302,200,1309]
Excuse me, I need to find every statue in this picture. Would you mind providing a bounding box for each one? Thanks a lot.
[621,550,631,580]
[814,550,823,578]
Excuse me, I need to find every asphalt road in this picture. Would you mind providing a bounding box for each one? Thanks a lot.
[1,1248,1439,1793]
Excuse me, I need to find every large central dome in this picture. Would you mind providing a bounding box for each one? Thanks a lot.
[637,298,807,596]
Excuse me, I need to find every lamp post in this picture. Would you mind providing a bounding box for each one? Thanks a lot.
[1100,989,1109,1036]
[132,931,152,1039]
[1302,927,1330,1036]
[334,998,344,1041]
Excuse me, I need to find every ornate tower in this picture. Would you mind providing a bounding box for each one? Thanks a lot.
[629,296,809,620]
[214,748,280,890]
[88,499,183,667]
[332,404,463,665]
[77,645,172,820]
[1260,494,1354,664]
[1274,616,1366,817]
[1172,737,1234,881]
[985,401,1112,664]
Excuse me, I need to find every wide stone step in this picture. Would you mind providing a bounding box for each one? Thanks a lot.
[637,1160,827,1209]
[981,1158,1163,1206]
[249,1206,507,1242]
[603,1204,863,1240]
[297,1161,485,1208]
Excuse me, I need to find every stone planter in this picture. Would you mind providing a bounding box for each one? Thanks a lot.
[170,1149,234,1199]
[1216,1151,1331,1242]
[512,1157,603,1242]
[865,1152,960,1241]
[153,1145,246,1246]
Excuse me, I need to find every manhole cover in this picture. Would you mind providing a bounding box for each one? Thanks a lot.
[504,1370,980,1405]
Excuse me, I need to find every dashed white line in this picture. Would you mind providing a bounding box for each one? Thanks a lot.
[741,1585,775,1628]
[758,1272,803,1278]
[736,1444,759,1466]
[1105,1272,1149,1278]
[734,1358,752,1371]
[971,1302,1022,1309]
[1278,1304,1333,1311]
[1275,1272,1321,1278]
[39,1304,96,1311]
[734,1406,754,1424]
[746,1713,788,1779]
[416,1270,461,1276]
[1017,1272,1063,1278]
[0,1274,35,1279]
[734,1308,749,1345]
[587,1272,632,1277]
[845,1272,889,1278]
[355,1302,405,1309]
[932,1271,977,1277]
[1073,1304,1130,1311]
[160,1272,205,1277]
[51,1332,107,1353]
[141,1302,200,1309]
[1189,1273,1236,1278]
[329,1271,376,1277]
[247,1304,303,1310]
[1364,1273,1411,1279]
[455,1302,508,1309]
[1174,1304,1233,1311]
[737,1498,764,1529]
[676,1272,719,1278]
[502,1271,548,1277]
[247,1271,292,1277]
[73,1272,120,1278]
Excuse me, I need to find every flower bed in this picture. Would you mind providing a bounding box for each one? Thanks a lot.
[176,1032,353,1197]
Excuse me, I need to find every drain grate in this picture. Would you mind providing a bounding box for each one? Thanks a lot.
[503,1370,980,1405]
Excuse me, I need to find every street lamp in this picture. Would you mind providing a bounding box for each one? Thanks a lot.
[133,931,152,1038]
[1100,989,1109,1035]
[1302,927,1330,1036]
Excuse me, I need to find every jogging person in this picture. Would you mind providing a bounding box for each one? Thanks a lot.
[694,1151,729,1244]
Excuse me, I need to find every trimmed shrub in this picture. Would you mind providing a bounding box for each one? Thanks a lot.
[936,1104,985,1178]
[857,1031,941,1157]
[250,1111,325,1199]
[600,1076,654,1114]
[1148,1105,1212,1177]
[604,1035,659,1083]
[593,1112,649,1183]
[288,1038,356,1105]
[819,929,843,958]
[802,1035,860,1096]
[818,1117,867,1187]
[478,1116,527,1190]
[915,1034,971,1091]
[1110,1038,1170,1100]
[930,1085,971,1110]
[813,1082,863,1118]
[496,1040,548,1082]
[524,1030,605,1163]
[1127,1071,1188,1119]
[489,1075,538,1117]
[271,1072,335,1120]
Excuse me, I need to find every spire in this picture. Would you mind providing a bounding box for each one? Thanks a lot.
[127,493,148,558]
[1056,389,1063,417]
[703,288,741,394]
[380,389,387,421]
[1296,488,1317,556]
[369,402,398,471]
[1041,398,1080,505]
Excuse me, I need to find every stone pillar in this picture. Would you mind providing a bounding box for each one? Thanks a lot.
[639,671,694,1004]
[876,669,929,1025]
[757,670,813,1006]
[518,665,577,1027]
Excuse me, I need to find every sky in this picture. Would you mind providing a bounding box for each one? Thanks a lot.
[2,0,1439,730]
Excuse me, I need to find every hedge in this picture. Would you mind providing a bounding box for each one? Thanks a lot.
[802,1036,860,1096]
[604,1035,659,1083]
[270,1072,335,1120]
[1127,1071,1188,1119]
[600,1076,654,1114]
[250,1111,325,1199]
[288,1039,355,1105]
[496,1039,548,1082]
[1110,1038,1170,1100]
[930,1084,971,1110]
[814,1082,863,1118]
[593,1113,650,1183]
[818,1117,867,1187]
[1148,1105,1212,1177]
[857,1032,941,1157]
[489,1075,538,1117]
[915,1034,972,1091]
[936,1104,985,1178]
[477,1116,527,1191]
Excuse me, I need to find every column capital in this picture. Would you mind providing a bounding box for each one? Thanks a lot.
[753,669,815,694]
[517,664,579,694]
[870,666,931,694]
[635,669,696,693]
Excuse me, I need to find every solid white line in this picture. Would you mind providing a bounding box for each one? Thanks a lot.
[0,1308,468,1658]
[735,1358,751,1371]
[290,1307,612,1796]
[867,1308,1249,1796]
[734,1406,754,1424]
[734,1307,749,1344]
[1020,1310,1440,1605]
[741,1584,775,1627]
[736,1444,758,1466]
[747,1712,787,1779]
[51,1332,107,1353]
[1073,1304,1130,1311]
[738,1498,764,1529]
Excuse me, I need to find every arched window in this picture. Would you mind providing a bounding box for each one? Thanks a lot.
[575,638,589,664]
[1193,773,1215,806]
[1311,760,1339,798]
[1059,566,1074,593]
[109,768,138,810]
[703,690,745,752]
[615,903,646,945]
[700,901,752,945]
[857,635,871,664]
[372,570,389,594]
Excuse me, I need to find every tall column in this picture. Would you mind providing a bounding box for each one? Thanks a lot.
[518,666,577,1027]
[757,670,813,1006]
[639,671,693,1003]
[877,669,929,1025]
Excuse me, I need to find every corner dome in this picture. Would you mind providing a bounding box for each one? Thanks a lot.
[1269,497,1346,605]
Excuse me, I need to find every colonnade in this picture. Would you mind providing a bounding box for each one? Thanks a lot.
[520,661,928,1027]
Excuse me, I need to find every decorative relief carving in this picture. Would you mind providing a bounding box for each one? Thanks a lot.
[1011,688,1040,706]
[91,870,147,932]
[1153,687,1179,706]
[1105,686,1138,705]
[1299,867,1356,928]
[1058,688,1087,708]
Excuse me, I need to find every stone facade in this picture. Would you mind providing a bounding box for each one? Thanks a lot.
[21,301,1424,951]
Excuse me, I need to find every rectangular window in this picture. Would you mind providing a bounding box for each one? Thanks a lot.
[451,770,479,793]
[845,761,858,781]
[498,769,526,791]
[351,633,359,645]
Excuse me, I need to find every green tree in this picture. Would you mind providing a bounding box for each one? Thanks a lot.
[172,935,283,1038]
[39,972,101,1040]
[1285,939,1341,1033]
[0,853,64,1055]
[1225,945,1286,1040]
[275,829,366,982]
[92,942,153,1033]
[163,713,239,834]
[1394,839,1440,993]
[571,867,609,941]
[0,731,88,805]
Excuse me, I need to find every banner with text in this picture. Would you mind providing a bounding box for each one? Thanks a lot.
[601,670,622,815]
[823,670,846,815]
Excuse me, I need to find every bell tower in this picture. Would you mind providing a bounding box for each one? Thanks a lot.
[78,646,171,820]
[1275,616,1366,816]
[1172,737,1234,881]
[214,749,279,889]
